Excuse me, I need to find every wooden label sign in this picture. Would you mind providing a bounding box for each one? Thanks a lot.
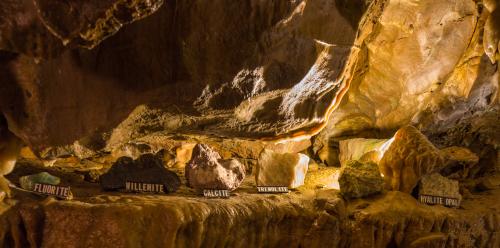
[203,189,230,198]
[125,182,165,194]
[419,194,460,208]
[33,183,73,200]
[257,186,289,193]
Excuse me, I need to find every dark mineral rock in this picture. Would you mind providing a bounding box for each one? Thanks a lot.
[185,144,245,191]
[339,160,384,199]
[100,153,180,193]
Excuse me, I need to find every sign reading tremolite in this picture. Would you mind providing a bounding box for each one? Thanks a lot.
[419,194,460,208]
[125,181,165,194]
[257,186,289,193]
[203,189,230,198]
[33,183,73,200]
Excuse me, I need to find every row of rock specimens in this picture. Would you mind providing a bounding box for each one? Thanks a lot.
[100,143,312,194]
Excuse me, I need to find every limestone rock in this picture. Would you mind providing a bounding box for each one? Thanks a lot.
[339,138,391,166]
[379,126,445,193]
[185,144,245,191]
[419,173,462,203]
[317,0,482,143]
[338,160,384,199]
[440,146,479,179]
[19,172,60,191]
[256,150,309,189]
[100,153,181,193]
[174,143,196,168]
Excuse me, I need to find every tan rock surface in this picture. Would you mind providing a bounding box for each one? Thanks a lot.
[0,164,499,248]
[378,126,445,193]
[256,150,309,188]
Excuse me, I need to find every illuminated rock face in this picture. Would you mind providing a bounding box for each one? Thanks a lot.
[379,126,445,193]
[317,0,499,150]
[256,150,309,188]
[338,138,391,165]
[0,0,377,151]
[185,144,246,191]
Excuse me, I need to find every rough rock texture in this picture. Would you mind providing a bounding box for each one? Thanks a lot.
[440,146,479,179]
[338,160,384,199]
[100,153,181,193]
[185,144,245,191]
[379,126,445,193]
[0,182,499,247]
[0,0,382,152]
[338,138,390,166]
[317,0,499,145]
[419,173,462,203]
[19,172,60,191]
[256,149,309,188]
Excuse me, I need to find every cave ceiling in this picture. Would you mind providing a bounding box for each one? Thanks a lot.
[0,0,498,154]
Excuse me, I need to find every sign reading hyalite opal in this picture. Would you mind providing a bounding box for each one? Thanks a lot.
[125,182,165,194]
[419,194,460,208]
[33,183,73,200]
[203,189,230,198]
[257,186,289,193]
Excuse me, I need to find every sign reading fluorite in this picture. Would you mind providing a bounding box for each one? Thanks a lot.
[33,183,73,200]
[203,189,230,198]
[257,186,289,193]
[419,194,460,208]
[125,181,165,194]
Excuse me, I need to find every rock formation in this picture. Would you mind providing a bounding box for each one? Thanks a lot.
[378,126,445,193]
[256,149,309,188]
[0,0,498,247]
[100,153,181,193]
[185,144,246,191]
[338,160,384,199]
[419,173,462,206]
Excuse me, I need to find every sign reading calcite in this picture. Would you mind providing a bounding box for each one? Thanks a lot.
[32,183,73,200]
[100,154,181,193]
[203,189,230,198]
[256,150,309,189]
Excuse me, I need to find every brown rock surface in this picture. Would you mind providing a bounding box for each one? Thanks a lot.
[378,126,445,193]
[0,0,378,152]
[0,167,499,248]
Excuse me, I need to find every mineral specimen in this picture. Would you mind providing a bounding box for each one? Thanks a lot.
[19,172,61,191]
[185,144,245,191]
[419,173,462,207]
[338,160,384,199]
[256,149,309,189]
[379,126,445,193]
[100,153,181,193]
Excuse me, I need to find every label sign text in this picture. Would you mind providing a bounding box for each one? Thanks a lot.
[125,182,165,194]
[419,194,460,208]
[257,186,289,193]
[33,183,73,200]
[203,189,230,198]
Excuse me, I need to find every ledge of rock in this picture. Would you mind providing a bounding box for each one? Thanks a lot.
[0,171,499,248]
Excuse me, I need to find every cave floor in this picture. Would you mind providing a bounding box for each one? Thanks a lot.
[0,160,499,248]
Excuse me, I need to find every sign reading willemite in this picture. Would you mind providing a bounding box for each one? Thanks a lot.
[125,181,165,194]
